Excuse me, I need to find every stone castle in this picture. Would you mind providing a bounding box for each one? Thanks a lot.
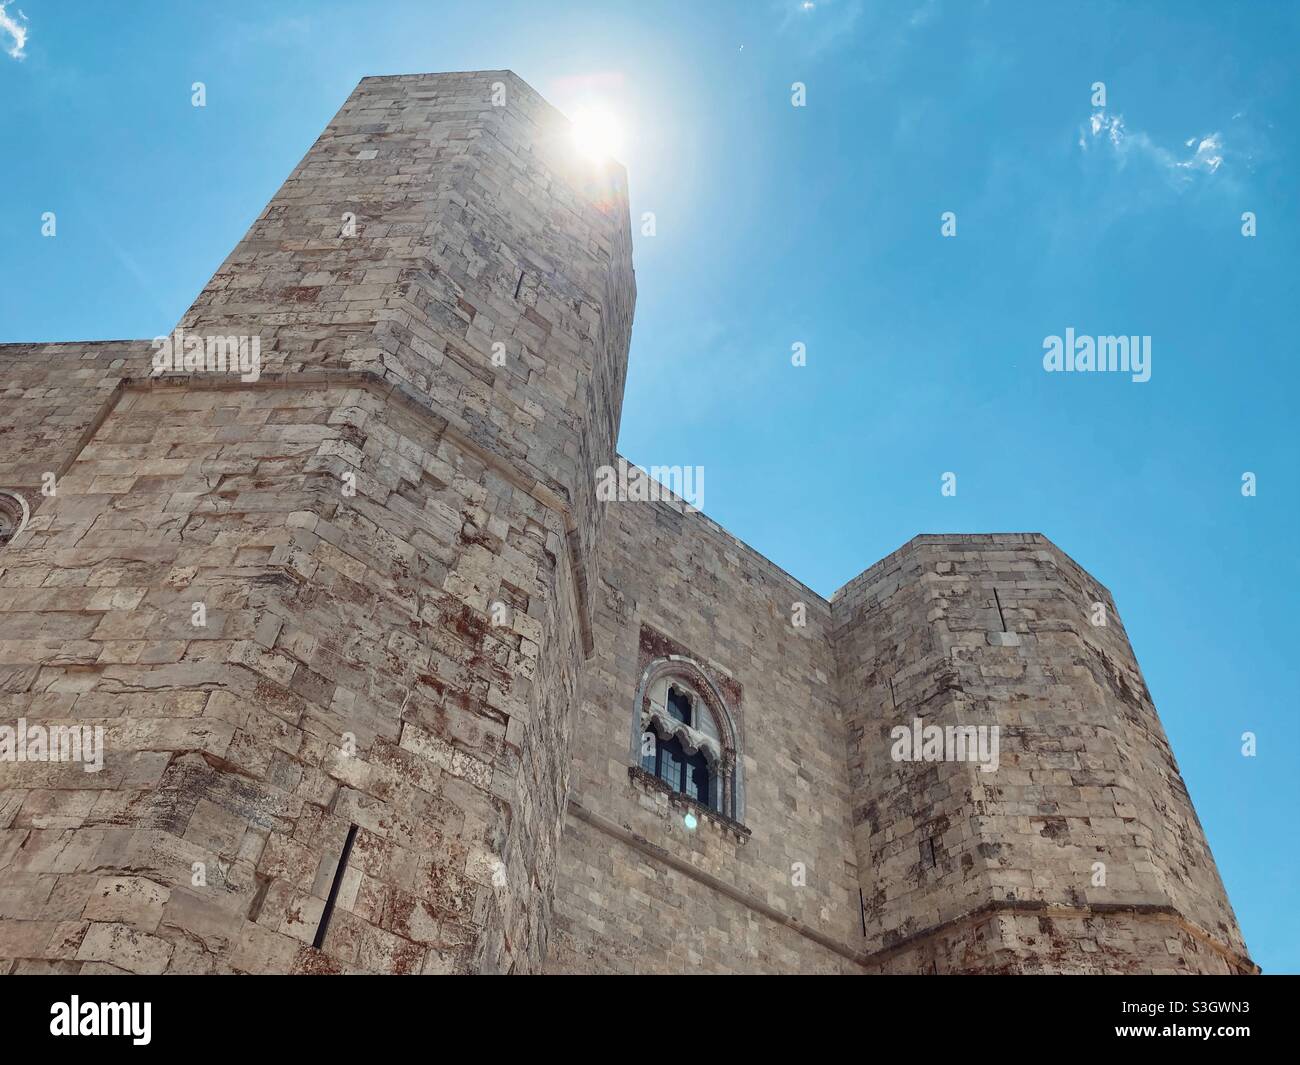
[0,72,1255,974]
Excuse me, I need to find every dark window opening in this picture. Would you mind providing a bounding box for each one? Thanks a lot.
[641,732,712,810]
[313,822,359,950]
[993,587,1008,631]
[666,686,691,725]
[685,756,709,805]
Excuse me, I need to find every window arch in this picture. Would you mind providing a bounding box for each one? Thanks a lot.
[0,491,29,548]
[630,657,743,823]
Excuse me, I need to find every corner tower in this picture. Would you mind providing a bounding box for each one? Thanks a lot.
[0,72,634,974]
[833,534,1254,973]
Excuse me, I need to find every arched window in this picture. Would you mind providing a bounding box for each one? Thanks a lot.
[641,734,713,806]
[631,661,743,823]
[0,492,28,548]
[642,685,714,806]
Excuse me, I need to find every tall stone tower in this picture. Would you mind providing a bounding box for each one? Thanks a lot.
[0,71,632,974]
[832,535,1252,973]
[0,72,1252,975]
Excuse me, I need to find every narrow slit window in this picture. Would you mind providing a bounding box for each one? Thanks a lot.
[313,823,359,950]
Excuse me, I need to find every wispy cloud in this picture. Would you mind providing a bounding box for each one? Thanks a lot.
[0,1,27,60]
[1179,133,1224,174]
[773,0,942,71]
[773,0,865,56]
[222,12,313,52]
[908,0,939,29]
[1079,110,1226,184]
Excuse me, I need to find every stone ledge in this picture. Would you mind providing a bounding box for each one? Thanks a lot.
[567,795,1259,974]
[568,796,861,967]
[626,765,750,842]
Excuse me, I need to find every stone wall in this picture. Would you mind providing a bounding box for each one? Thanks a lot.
[545,478,864,974]
[0,376,572,973]
[832,534,1253,974]
[548,519,1253,974]
[0,69,634,974]
[0,341,152,493]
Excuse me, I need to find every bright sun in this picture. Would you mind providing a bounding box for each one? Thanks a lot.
[569,105,625,162]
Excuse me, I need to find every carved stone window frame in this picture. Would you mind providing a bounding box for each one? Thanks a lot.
[0,491,30,548]
[629,654,745,824]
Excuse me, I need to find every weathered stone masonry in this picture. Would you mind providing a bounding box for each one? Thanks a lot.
[0,72,1254,974]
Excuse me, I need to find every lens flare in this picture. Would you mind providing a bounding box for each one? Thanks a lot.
[570,105,625,162]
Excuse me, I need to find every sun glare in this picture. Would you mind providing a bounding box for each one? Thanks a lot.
[569,105,625,163]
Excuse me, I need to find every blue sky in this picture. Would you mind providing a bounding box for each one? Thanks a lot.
[2,1,1297,973]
